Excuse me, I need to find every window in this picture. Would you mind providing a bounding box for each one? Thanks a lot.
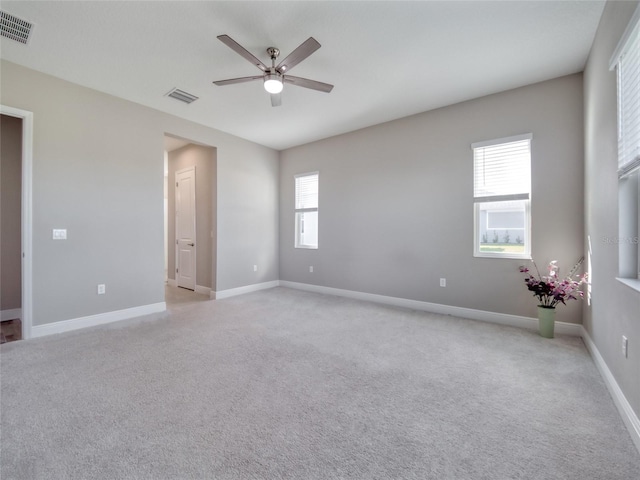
[473,134,532,259]
[611,4,640,280]
[294,172,319,249]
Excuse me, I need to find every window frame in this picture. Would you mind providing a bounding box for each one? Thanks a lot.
[611,3,640,282]
[472,134,532,260]
[294,171,319,249]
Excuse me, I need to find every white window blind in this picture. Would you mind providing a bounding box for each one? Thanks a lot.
[295,173,318,210]
[611,4,640,178]
[294,172,319,249]
[473,134,532,202]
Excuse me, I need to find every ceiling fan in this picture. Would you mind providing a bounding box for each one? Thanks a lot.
[213,34,334,107]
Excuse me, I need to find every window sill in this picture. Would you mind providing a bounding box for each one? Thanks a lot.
[474,252,532,260]
[616,277,640,293]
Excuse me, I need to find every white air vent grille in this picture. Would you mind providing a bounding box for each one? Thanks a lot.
[0,11,33,44]
[166,88,199,104]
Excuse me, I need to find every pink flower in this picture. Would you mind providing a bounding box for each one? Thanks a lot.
[519,257,587,308]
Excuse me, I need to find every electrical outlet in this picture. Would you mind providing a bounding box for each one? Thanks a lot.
[440,278,446,287]
[253,265,258,272]
[97,284,106,295]
[52,229,67,240]
[309,266,314,273]
[622,335,628,358]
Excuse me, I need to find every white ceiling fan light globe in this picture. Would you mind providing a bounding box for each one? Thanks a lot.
[264,74,283,94]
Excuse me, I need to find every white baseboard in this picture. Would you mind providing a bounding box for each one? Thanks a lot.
[31,302,167,338]
[279,281,582,336]
[580,326,640,454]
[213,280,280,300]
[1,308,22,321]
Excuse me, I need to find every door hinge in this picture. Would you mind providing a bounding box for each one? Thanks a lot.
[176,182,179,187]
[176,268,179,273]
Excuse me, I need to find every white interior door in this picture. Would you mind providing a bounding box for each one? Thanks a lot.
[175,166,196,290]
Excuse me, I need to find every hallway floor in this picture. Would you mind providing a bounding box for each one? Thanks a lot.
[0,319,22,344]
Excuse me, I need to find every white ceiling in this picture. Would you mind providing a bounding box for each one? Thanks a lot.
[0,1,605,151]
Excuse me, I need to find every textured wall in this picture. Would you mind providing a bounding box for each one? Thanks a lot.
[583,0,640,424]
[280,74,585,323]
[0,60,279,326]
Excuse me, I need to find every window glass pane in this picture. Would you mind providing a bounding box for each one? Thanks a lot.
[474,139,531,198]
[478,200,527,255]
[295,211,318,248]
[618,19,640,172]
[295,174,318,209]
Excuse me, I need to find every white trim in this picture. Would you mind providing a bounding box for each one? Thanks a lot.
[580,326,640,454]
[194,285,211,295]
[609,2,640,70]
[0,105,33,340]
[30,302,166,338]
[213,280,280,300]
[616,277,640,293]
[1,308,22,321]
[278,281,582,336]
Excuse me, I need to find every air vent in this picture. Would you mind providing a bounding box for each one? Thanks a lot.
[166,88,199,104]
[0,11,33,45]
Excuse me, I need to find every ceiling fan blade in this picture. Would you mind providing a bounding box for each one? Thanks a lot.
[213,75,264,86]
[276,37,321,74]
[217,35,267,72]
[270,93,282,107]
[283,75,333,93]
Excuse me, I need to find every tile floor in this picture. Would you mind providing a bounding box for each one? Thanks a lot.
[0,319,22,344]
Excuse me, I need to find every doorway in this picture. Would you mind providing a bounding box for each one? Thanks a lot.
[1,114,22,342]
[0,106,33,341]
[163,135,217,302]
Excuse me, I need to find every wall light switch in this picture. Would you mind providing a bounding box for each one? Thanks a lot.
[440,278,446,287]
[253,265,258,272]
[53,229,67,240]
[97,284,106,295]
[309,266,314,273]
[622,335,628,358]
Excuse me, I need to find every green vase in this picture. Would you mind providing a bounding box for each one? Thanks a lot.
[537,306,556,338]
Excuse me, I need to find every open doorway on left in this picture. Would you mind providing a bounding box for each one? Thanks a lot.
[163,135,217,307]
[1,114,22,343]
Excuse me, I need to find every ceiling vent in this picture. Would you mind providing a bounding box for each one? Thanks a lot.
[166,88,199,104]
[0,11,33,45]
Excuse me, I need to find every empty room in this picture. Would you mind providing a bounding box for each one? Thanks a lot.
[1,1,639,478]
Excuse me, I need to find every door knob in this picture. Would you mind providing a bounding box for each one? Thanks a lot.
[188,243,195,247]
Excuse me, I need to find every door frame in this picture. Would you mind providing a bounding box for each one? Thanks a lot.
[1,105,33,340]
[175,166,196,290]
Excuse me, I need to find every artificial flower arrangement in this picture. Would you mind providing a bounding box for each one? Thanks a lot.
[519,257,588,308]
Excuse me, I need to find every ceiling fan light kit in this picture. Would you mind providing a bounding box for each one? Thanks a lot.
[264,73,283,94]
[213,34,333,107]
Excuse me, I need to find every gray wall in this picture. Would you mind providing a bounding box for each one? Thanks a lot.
[167,144,216,290]
[584,0,640,421]
[280,74,585,324]
[0,114,22,312]
[0,60,279,326]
